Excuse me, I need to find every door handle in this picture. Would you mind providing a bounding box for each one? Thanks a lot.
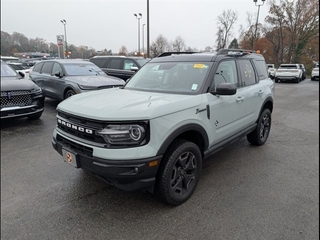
[258,90,264,95]
[236,97,244,103]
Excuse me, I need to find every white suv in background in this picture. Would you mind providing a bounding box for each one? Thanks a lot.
[267,64,276,79]
[275,64,303,83]
[311,66,319,81]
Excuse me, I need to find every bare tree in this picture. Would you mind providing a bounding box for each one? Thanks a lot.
[238,12,257,50]
[118,46,128,56]
[172,36,186,52]
[216,10,238,49]
[150,34,169,57]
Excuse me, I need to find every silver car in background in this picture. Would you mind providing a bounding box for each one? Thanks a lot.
[29,59,125,101]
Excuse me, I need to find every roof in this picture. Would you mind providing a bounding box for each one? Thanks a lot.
[150,49,265,63]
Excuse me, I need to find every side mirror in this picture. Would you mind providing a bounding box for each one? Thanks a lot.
[18,71,25,78]
[212,82,237,95]
[130,66,139,72]
[54,71,63,78]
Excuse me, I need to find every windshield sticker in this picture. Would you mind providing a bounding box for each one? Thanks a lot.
[194,64,205,69]
[191,84,198,90]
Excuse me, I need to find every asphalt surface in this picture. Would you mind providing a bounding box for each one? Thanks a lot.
[1,79,319,240]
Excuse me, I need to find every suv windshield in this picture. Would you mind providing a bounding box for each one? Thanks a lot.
[64,63,106,76]
[125,62,212,94]
[1,61,18,77]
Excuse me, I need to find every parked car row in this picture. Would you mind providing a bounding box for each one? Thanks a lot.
[267,62,317,83]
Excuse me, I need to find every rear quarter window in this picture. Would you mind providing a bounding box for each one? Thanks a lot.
[33,62,44,72]
[254,60,269,80]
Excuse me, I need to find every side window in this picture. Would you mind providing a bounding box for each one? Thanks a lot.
[52,63,63,75]
[123,60,137,70]
[254,60,268,80]
[41,62,54,74]
[238,60,256,86]
[107,59,122,69]
[212,60,238,91]
[33,62,44,73]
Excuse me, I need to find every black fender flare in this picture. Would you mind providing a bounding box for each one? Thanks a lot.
[156,123,209,156]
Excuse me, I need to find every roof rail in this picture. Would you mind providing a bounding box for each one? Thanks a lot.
[217,49,257,55]
[156,52,197,58]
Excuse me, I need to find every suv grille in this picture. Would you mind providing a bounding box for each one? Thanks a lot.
[57,111,106,144]
[1,90,32,108]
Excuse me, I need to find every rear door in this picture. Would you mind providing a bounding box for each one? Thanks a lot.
[237,59,267,127]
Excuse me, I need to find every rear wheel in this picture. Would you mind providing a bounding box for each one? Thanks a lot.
[155,140,202,206]
[64,89,76,99]
[247,109,271,146]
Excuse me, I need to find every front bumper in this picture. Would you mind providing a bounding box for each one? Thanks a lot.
[52,132,162,192]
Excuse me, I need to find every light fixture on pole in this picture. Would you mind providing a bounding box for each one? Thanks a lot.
[142,23,146,56]
[253,0,265,48]
[134,13,142,54]
[60,19,68,58]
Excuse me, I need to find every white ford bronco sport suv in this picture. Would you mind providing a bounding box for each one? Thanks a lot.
[52,49,275,205]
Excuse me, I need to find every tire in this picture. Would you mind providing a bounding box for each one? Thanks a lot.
[28,111,43,120]
[64,89,76,99]
[155,140,202,206]
[247,108,271,146]
[275,79,279,83]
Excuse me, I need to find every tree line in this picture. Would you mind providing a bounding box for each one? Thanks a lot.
[1,0,318,73]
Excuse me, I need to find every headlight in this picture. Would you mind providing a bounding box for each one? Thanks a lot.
[31,86,42,94]
[78,84,98,90]
[97,124,148,146]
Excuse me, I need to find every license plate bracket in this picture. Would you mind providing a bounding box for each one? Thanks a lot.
[62,149,79,168]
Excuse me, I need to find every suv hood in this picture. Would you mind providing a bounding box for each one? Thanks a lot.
[1,77,39,91]
[66,75,125,86]
[57,88,202,120]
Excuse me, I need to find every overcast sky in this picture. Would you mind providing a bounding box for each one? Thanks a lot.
[1,0,270,53]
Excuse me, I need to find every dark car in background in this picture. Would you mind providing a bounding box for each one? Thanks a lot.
[1,60,45,120]
[89,56,150,80]
[29,59,125,101]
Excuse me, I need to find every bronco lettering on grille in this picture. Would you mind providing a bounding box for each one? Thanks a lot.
[57,118,94,134]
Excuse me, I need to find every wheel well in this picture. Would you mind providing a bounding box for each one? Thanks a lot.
[263,100,273,113]
[161,130,206,161]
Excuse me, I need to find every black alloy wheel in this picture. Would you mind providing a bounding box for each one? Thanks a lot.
[247,108,271,146]
[155,140,202,206]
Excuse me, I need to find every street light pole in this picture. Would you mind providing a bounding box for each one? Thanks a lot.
[134,13,142,54]
[60,19,68,58]
[147,0,150,58]
[253,0,265,49]
[142,23,146,56]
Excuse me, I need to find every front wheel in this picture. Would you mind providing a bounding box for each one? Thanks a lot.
[64,89,76,99]
[155,140,202,206]
[247,109,271,146]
